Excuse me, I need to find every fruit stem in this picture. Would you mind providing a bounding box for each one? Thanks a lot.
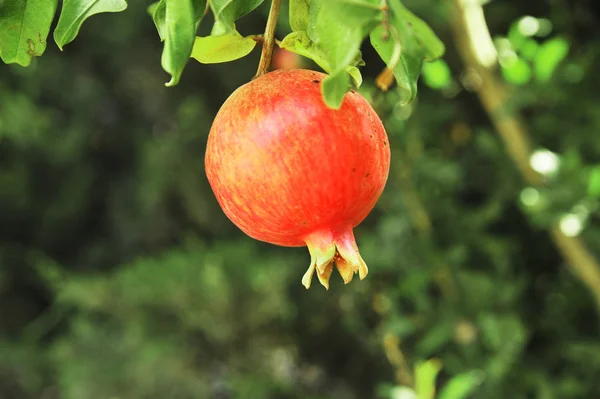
[254,0,281,79]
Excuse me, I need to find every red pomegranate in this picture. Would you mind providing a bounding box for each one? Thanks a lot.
[205,69,390,289]
[271,48,302,70]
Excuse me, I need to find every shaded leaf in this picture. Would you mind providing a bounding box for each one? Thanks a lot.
[280,31,364,90]
[534,36,569,82]
[347,65,362,87]
[191,32,257,63]
[289,0,310,32]
[371,24,418,104]
[279,30,331,71]
[160,0,196,86]
[151,0,207,42]
[519,38,540,61]
[438,371,484,399]
[308,0,380,71]
[416,319,454,355]
[479,313,527,381]
[370,0,445,104]
[0,0,58,66]
[53,0,127,50]
[308,0,382,108]
[588,166,600,198]
[321,70,351,109]
[501,57,532,85]
[209,0,264,33]
[192,0,209,25]
[150,1,167,41]
[396,3,445,61]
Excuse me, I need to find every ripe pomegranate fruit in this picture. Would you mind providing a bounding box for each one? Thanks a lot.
[271,48,302,70]
[205,69,390,289]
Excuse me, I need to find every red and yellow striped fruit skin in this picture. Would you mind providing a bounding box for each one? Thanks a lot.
[205,69,390,289]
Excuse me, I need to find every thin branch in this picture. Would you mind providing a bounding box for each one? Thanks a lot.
[254,0,281,79]
[450,0,600,310]
[383,332,414,387]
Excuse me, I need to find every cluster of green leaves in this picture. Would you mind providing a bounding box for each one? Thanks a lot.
[482,16,600,236]
[0,0,127,66]
[0,0,445,108]
[496,16,570,85]
[31,242,298,398]
[378,359,483,399]
[147,0,264,86]
[280,0,445,107]
[518,149,600,233]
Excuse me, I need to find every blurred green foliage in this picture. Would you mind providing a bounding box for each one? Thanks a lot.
[1,0,600,398]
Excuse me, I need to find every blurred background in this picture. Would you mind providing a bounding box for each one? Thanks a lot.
[1,0,600,398]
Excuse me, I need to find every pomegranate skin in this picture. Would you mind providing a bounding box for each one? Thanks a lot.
[205,69,390,288]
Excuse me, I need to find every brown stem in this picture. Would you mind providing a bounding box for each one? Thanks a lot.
[383,333,414,387]
[254,0,281,79]
[450,0,600,310]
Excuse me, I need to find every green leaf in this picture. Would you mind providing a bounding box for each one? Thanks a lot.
[518,38,539,61]
[321,70,351,108]
[0,0,58,66]
[588,166,600,198]
[53,0,128,50]
[414,359,442,399]
[159,0,197,86]
[501,57,532,85]
[308,0,382,108]
[396,3,445,61]
[192,0,208,24]
[279,30,363,106]
[147,1,160,16]
[289,0,310,31]
[371,24,417,103]
[191,31,257,63]
[150,1,167,41]
[279,30,331,71]
[309,0,380,71]
[151,0,206,42]
[209,0,264,33]
[438,371,484,399]
[347,65,362,87]
[370,0,445,104]
[422,59,452,89]
[534,36,569,82]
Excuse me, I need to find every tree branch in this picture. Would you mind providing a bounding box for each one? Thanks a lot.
[450,0,600,310]
[254,0,281,79]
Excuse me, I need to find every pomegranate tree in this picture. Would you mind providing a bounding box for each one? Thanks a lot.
[205,69,390,289]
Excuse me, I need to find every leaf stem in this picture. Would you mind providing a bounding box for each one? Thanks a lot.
[254,0,281,79]
[375,2,400,92]
[375,26,401,92]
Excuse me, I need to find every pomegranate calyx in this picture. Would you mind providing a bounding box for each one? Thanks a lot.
[302,228,369,290]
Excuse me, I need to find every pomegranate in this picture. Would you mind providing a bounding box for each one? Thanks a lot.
[205,69,390,289]
[271,48,302,70]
